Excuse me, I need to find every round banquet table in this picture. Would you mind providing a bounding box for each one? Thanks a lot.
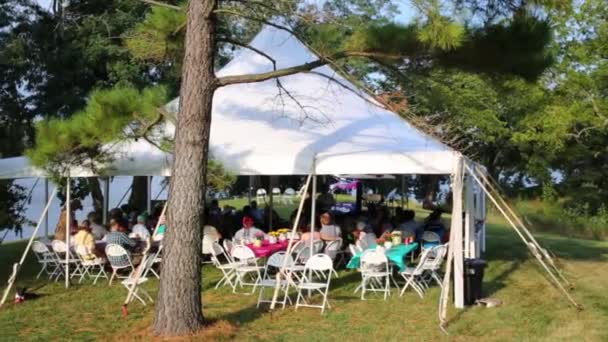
[245,240,291,258]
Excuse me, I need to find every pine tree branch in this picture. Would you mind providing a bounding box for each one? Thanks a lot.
[216,51,405,87]
[139,0,181,10]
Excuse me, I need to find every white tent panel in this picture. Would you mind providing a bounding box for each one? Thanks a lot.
[0,25,458,179]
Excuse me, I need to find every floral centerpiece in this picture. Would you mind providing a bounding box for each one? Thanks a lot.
[376,232,393,249]
[268,231,280,244]
[277,228,290,241]
[391,231,402,246]
[253,232,265,247]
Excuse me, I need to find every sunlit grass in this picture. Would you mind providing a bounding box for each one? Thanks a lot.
[0,203,606,341]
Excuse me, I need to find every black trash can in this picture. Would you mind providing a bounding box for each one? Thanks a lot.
[464,258,487,306]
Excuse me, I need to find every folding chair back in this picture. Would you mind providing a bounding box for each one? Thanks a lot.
[51,240,68,254]
[324,238,342,260]
[304,253,333,272]
[422,231,440,243]
[105,244,133,270]
[210,241,230,263]
[32,241,52,260]
[425,243,448,269]
[290,239,304,257]
[360,249,389,274]
[267,251,294,269]
[356,239,368,252]
[202,234,217,255]
[272,187,281,196]
[231,245,256,263]
[401,228,416,240]
[294,246,313,265]
[223,239,234,256]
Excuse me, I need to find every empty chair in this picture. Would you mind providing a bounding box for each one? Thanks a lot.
[32,241,62,280]
[74,245,107,284]
[295,254,334,314]
[421,243,449,289]
[105,244,136,285]
[283,188,296,204]
[51,240,83,280]
[143,245,163,279]
[400,248,433,298]
[256,251,295,309]
[210,242,239,289]
[359,249,391,300]
[256,188,267,203]
[231,245,263,294]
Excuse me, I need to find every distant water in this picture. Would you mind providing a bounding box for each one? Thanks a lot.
[1,177,168,243]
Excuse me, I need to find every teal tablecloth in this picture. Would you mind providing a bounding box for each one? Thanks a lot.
[346,242,419,272]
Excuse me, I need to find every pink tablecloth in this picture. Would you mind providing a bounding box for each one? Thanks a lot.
[246,240,290,258]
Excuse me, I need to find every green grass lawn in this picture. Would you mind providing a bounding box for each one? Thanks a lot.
[0,205,607,341]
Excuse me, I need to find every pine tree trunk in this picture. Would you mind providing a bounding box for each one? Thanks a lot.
[86,177,104,213]
[153,0,217,336]
[128,176,148,212]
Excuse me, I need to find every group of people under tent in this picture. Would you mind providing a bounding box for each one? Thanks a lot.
[53,200,167,263]
[202,191,449,253]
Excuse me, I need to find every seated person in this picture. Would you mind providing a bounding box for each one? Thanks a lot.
[396,209,422,238]
[319,212,341,241]
[153,215,167,240]
[423,210,448,241]
[105,217,137,252]
[353,220,377,248]
[250,201,264,223]
[300,223,321,242]
[87,211,108,240]
[73,220,101,260]
[131,214,151,240]
[234,216,265,243]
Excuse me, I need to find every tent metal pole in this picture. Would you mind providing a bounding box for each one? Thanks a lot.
[310,172,317,252]
[248,176,253,203]
[65,177,71,289]
[146,176,152,214]
[0,187,58,307]
[270,173,313,310]
[103,177,110,224]
[268,176,274,230]
[44,179,49,238]
[400,175,405,208]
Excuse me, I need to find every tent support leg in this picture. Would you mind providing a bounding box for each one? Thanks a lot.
[146,176,152,214]
[44,179,49,238]
[0,187,58,307]
[268,176,274,230]
[310,173,317,252]
[270,173,313,310]
[65,177,71,289]
[465,164,581,309]
[103,177,110,224]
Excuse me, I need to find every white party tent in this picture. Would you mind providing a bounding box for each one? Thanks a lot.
[0,25,488,309]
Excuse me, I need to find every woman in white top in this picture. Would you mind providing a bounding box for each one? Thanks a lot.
[319,212,341,241]
[234,216,265,243]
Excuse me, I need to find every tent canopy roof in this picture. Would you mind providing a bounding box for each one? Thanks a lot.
[0,25,459,179]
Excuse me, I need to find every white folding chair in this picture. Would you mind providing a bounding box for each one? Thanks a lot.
[421,243,448,289]
[256,188,267,203]
[283,188,296,204]
[256,251,295,309]
[312,240,324,254]
[105,244,135,285]
[348,244,359,257]
[32,241,62,281]
[231,245,263,294]
[142,245,163,279]
[210,242,239,289]
[74,245,107,284]
[202,234,218,264]
[222,239,234,259]
[356,239,368,252]
[359,249,391,300]
[421,231,441,251]
[295,254,334,314]
[400,248,433,298]
[51,240,83,280]
[324,239,342,261]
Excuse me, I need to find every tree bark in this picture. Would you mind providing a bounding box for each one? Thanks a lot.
[153,0,217,336]
[128,176,148,212]
[86,177,104,214]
